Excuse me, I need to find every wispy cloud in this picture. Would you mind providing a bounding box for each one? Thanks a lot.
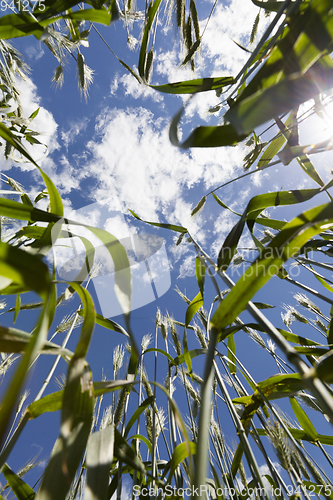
[61,117,90,149]
[23,42,45,62]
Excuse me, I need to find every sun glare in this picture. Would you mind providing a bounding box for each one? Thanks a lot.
[298,95,333,150]
[320,98,333,140]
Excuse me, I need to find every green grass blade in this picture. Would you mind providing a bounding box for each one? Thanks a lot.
[34,287,95,499]
[171,348,208,366]
[226,63,333,135]
[218,187,321,271]
[0,301,50,448]
[251,0,309,12]
[165,442,196,483]
[257,129,287,168]
[83,312,129,338]
[0,242,50,299]
[35,286,96,499]
[170,106,247,148]
[141,347,174,364]
[218,219,245,271]
[0,325,72,356]
[127,433,152,455]
[289,397,318,441]
[13,293,20,324]
[184,294,203,327]
[27,381,135,420]
[151,77,234,94]
[84,426,114,500]
[124,396,154,438]
[212,193,242,216]
[129,209,187,233]
[36,364,94,500]
[277,328,320,346]
[0,14,44,40]
[313,350,333,383]
[138,0,162,78]
[0,124,63,216]
[256,427,333,445]
[302,482,333,499]
[86,227,131,317]
[114,429,145,473]
[62,9,111,24]
[228,334,237,374]
[2,463,35,500]
[211,202,333,335]
[0,198,60,224]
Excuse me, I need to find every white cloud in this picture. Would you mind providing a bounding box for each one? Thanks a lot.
[18,78,59,154]
[61,118,90,149]
[252,170,267,187]
[80,106,245,232]
[200,0,268,75]
[211,209,238,257]
[132,0,270,121]
[1,0,281,281]
[154,49,194,83]
[112,72,164,102]
[110,75,119,95]
[46,103,249,283]
[23,42,45,62]
[178,254,197,279]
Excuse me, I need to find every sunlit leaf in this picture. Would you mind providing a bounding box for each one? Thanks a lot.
[170,106,247,148]
[0,325,72,356]
[164,442,196,482]
[2,463,35,500]
[228,334,237,374]
[191,196,206,216]
[151,76,234,95]
[138,0,162,78]
[227,0,333,134]
[211,202,333,336]
[84,426,114,500]
[289,397,318,441]
[129,209,187,233]
[314,350,333,383]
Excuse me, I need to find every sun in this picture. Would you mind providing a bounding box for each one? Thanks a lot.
[319,96,333,141]
[297,94,333,150]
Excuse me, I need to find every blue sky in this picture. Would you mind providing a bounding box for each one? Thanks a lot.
[1,0,333,493]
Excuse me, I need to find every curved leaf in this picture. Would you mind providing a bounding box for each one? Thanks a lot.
[289,397,318,441]
[0,325,72,356]
[217,187,322,271]
[124,396,154,438]
[151,76,234,95]
[2,463,35,500]
[129,209,187,233]
[170,106,247,148]
[165,442,196,483]
[211,202,333,335]
[85,426,114,500]
[0,242,50,298]
[138,0,162,78]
